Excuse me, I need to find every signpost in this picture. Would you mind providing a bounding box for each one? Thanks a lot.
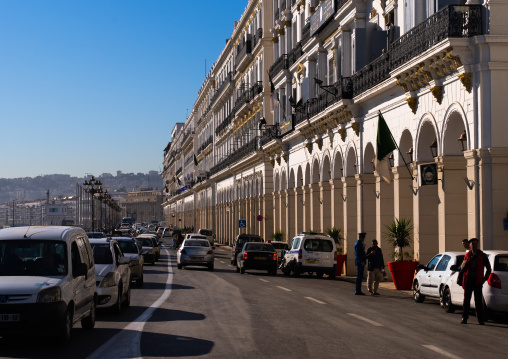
[256,215,263,222]
[239,219,246,228]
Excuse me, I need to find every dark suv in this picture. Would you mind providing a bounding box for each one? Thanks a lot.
[230,234,264,265]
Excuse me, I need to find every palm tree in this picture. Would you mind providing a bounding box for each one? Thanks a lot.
[326,227,343,254]
[272,230,284,242]
[384,218,413,262]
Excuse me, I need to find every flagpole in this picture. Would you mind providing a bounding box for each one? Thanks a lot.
[379,110,414,181]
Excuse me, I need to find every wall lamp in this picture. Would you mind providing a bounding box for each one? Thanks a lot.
[458,130,467,152]
[289,96,304,112]
[406,147,413,164]
[314,78,337,99]
[430,139,438,158]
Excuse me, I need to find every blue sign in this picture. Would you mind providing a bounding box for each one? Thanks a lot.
[239,220,246,228]
[504,218,508,231]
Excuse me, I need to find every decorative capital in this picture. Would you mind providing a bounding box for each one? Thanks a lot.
[351,122,360,136]
[430,86,443,105]
[276,156,281,166]
[315,138,323,151]
[406,97,418,114]
[458,73,472,93]
[282,153,288,163]
[309,6,315,13]
[338,128,346,142]
[305,142,313,154]
[272,37,279,43]
[270,159,275,167]
[278,28,285,36]
[284,20,291,27]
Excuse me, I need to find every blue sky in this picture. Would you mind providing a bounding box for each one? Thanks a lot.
[0,0,248,179]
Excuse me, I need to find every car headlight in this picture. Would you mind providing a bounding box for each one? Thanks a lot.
[37,286,61,303]
[99,272,116,288]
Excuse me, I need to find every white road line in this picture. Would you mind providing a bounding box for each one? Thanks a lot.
[276,286,292,292]
[347,313,384,327]
[88,249,173,359]
[422,345,463,359]
[305,297,326,304]
[258,278,269,283]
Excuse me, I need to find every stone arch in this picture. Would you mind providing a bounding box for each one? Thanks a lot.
[398,129,414,166]
[442,103,468,155]
[364,142,376,174]
[289,168,296,189]
[311,157,320,183]
[345,145,357,177]
[416,113,439,162]
[304,163,311,185]
[281,170,287,190]
[321,153,331,181]
[332,149,344,179]
[297,166,304,187]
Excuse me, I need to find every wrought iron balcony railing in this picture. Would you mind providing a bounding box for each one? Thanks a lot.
[235,37,252,67]
[288,41,304,68]
[269,54,289,80]
[197,135,213,155]
[210,72,233,106]
[215,111,235,135]
[210,137,259,176]
[252,28,263,48]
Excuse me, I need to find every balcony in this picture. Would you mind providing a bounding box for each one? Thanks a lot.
[269,54,289,79]
[197,135,213,155]
[215,112,234,135]
[288,41,304,68]
[210,72,233,107]
[252,28,263,48]
[301,23,311,45]
[351,55,390,97]
[210,137,259,177]
[235,36,252,70]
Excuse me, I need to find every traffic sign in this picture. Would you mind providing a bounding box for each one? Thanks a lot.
[239,219,246,228]
[256,215,263,222]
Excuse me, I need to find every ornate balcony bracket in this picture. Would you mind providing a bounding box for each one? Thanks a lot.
[282,152,288,163]
[406,97,418,114]
[458,73,472,93]
[351,122,361,137]
[270,158,275,168]
[276,156,282,166]
[315,137,323,151]
[305,141,313,154]
[327,130,334,148]
[338,127,346,142]
[430,86,443,105]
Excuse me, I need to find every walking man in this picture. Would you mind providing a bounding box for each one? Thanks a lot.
[355,233,367,295]
[462,239,469,252]
[366,239,386,295]
[460,238,491,325]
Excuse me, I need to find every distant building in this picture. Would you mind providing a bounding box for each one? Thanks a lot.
[123,188,163,224]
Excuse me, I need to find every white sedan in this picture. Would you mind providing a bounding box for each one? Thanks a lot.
[177,236,215,271]
[440,250,508,318]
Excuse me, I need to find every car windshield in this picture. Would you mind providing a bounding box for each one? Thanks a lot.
[245,243,274,252]
[185,240,210,247]
[118,241,138,254]
[91,243,113,265]
[200,230,213,236]
[141,238,154,247]
[303,238,333,252]
[271,243,288,250]
[0,240,67,276]
[237,237,262,247]
[87,232,106,238]
[495,255,508,271]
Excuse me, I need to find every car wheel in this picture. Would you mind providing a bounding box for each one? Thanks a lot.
[240,267,245,274]
[292,262,300,278]
[482,297,491,322]
[208,264,214,271]
[59,308,72,344]
[124,286,131,308]
[177,263,182,269]
[282,262,291,276]
[81,298,96,330]
[112,285,122,315]
[413,280,425,303]
[442,287,455,313]
[236,265,240,273]
[328,268,336,279]
[316,271,324,278]
[271,269,277,276]
[137,274,144,287]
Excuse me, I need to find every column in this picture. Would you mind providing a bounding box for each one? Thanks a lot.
[340,29,352,77]
[263,194,274,241]
[302,185,311,231]
[362,173,376,239]
[294,187,304,235]
[310,184,321,231]
[376,173,394,260]
[320,181,332,232]
[464,150,480,239]
[279,191,287,236]
[343,176,357,275]
[285,189,295,241]
[330,179,344,231]
[273,192,280,233]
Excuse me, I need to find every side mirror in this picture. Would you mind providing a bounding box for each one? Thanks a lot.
[417,264,426,271]
[450,264,460,272]
[73,262,88,278]
[119,256,130,265]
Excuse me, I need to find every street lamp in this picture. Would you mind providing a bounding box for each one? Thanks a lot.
[430,139,438,158]
[458,130,467,152]
[314,77,337,99]
[83,176,103,232]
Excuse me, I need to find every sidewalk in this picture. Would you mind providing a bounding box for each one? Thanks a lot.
[215,244,413,297]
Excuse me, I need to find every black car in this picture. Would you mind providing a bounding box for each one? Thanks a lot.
[231,234,264,266]
[236,242,277,275]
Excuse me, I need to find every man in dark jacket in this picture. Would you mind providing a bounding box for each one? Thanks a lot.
[366,239,386,295]
[354,233,367,295]
[460,238,491,325]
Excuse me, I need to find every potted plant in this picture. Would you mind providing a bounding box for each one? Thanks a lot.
[326,227,346,276]
[271,230,284,242]
[384,218,418,290]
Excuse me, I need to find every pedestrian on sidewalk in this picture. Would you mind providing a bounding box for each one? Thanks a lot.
[462,238,469,252]
[460,238,491,325]
[354,232,367,295]
[366,239,386,295]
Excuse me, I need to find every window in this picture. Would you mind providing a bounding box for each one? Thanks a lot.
[494,255,508,272]
[91,243,113,265]
[291,238,301,250]
[436,255,451,271]
[303,239,334,252]
[426,254,442,271]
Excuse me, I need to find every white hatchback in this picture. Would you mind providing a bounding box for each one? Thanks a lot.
[440,250,508,318]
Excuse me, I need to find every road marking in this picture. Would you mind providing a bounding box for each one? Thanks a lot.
[88,249,173,359]
[422,345,463,359]
[305,296,326,304]
[258,278,269,283]
[347,313,383,327]
[276,286,292,292]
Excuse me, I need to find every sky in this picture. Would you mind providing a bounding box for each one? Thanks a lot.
[0,0,248,179]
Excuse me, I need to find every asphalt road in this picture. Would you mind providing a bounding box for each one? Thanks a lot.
[1,244,508,358]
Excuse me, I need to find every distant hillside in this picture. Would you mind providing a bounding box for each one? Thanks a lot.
[0,171,163,204]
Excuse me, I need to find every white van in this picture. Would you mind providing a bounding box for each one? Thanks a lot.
[0,226,97,342]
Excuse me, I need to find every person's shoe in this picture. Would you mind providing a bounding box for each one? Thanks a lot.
[460,318,468,324]
[373,292,380,296]
[368,290,373,294]
[478,321,485,325]
[355,292,366,296]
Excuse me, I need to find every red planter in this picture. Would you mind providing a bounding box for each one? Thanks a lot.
[336,254,346,276]
[388,261,418,290]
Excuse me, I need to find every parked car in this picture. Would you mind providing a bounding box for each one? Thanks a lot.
[281,232,337,278]
[198,228,214,245]
[116,237,144,287]
[269,241,289,264]
[230,234,264,266]
[440,250,508,318]
[236,242,278,275]
[89,238,131,314]
[162,227,176,240]
[87,232,107,239]
[135,236,157,265]
[0,226,97,342]
[413,251,465,303]
[137,234,160,261]
[177,237,215,270]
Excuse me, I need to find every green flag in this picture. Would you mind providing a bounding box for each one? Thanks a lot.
[194,154,198,166]
[375,112,397,183]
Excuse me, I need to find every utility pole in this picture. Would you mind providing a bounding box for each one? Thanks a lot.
[12,200,15,227]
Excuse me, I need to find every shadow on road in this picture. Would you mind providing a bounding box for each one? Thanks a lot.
[98,306,206,323]
[141,332,214,357]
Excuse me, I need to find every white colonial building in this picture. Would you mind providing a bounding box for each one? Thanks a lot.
[163,0,508,275]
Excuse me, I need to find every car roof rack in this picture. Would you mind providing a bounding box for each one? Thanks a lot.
[299,232,329,236]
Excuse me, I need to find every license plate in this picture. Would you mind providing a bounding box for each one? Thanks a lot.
[0,314,20,322]
[305,260,318,264]
[190,257,203,260]
[254,257,266,260]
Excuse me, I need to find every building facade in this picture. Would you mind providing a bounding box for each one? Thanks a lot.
[163,0,508,275]
[124,188,164,224]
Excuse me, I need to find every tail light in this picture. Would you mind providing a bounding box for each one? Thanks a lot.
[488,273,502,289]
[207,250,213,255]
[180,249,186,254]
[273,253,277,261]
[243,252,248,260]
[298,249,302,259]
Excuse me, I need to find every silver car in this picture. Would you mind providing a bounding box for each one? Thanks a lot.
[117,237,144,287]
[177,236,215,271]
